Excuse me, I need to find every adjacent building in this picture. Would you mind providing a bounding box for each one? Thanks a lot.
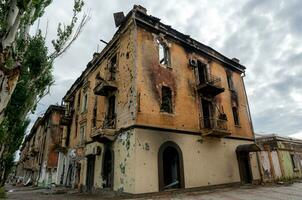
[57,5,261,194]
[256,134,302,182]
[16,105,65,186]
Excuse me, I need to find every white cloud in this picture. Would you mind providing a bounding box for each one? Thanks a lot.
[26,0,302,138]
[290,131,302,140]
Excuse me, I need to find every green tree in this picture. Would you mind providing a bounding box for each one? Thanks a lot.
[0,0,89,186]
[0,0,88,123]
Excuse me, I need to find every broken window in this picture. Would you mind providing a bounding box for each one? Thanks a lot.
[160,86,173,113]
[66,125,71,147]
[92,98,97,128]
[157,39,170,66]
[197,61,208,84]
[232,106,240,126]
[79,125,86,145]
[77,91,81,110]
[82,93,88,112]
[109,54,117,80]
[290,154,297,169]
[74,115,78,138]
[104,95,116,128]
[226,70,234,90]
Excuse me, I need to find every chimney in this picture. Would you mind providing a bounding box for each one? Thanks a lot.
[93,52,99,60]
[113,12,125,27]
[232,57,240,63]
[133,5,147,14]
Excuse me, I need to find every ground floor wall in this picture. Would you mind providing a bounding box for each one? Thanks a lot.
[78,130,136,193]
[259,150,302,182]
[37,161,58,187]
[77,128,260,194]
[132,128,260,193]
[55,149,82,188]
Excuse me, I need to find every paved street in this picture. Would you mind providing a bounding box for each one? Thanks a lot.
[4,182,302,200]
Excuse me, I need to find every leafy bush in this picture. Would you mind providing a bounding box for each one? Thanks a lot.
[0,187,6,199]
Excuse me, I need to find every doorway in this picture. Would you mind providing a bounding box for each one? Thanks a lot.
[102,149,114,188]
[237,152,252,184]
[86,155,95,192]
[201,99,212,128]
[197,61,208,84]
[158,142,185,191]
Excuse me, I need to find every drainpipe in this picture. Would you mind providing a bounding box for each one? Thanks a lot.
[241,72,263,184]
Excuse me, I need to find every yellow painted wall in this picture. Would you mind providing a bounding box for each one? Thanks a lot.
[132,128,258,193]
[67,23,137,149]
[112,129,136,193]
[135,26,253,139]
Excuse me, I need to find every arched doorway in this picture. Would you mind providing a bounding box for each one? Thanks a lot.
[158,141,185,191]
[102,148,114,188]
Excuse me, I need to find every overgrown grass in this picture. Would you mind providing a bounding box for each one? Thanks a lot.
[0,187,6,199]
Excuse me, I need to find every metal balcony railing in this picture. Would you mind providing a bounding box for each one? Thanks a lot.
[200,117,228,131]
[202,74,222,88]
[60,109,74,126]
[103,114,116,129]
[197,74,224,96]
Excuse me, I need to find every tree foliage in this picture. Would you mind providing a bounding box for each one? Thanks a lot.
[0,0,88,185]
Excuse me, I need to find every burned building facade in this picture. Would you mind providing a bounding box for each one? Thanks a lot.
[17,105,65,186]
[58,5,261,194]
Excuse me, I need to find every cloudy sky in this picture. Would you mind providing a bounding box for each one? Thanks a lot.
[29,0,302,138]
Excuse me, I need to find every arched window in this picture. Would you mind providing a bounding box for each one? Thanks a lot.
[157,39,170,66]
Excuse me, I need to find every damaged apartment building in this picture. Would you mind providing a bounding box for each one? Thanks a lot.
[35,5,261,193]
[16,105,64,186]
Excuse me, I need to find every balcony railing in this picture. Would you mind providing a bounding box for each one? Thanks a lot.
[197,74,224,96]
[60,109,74,126]
[200,117,230,137]
[103,114,116,129]
[90,115,116,141]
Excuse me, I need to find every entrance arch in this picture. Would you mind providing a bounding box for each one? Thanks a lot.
[158,141,185,191]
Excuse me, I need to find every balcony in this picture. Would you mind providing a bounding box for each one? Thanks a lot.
[60,109,74,126]
[200,117,230,137]
[197,74,225,97]
[91,115,116,142]
[94,79,117,96]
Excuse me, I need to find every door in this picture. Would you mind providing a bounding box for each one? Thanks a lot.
[237,152,252,184]
[86,155,95,192]
[102,149,113,188]
[163,146,180,189]
[202,99,212,128]
[158,142,185,191]
[108,96,115,120]
[197,61,207,83]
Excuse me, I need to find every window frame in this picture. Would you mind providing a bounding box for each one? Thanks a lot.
[82,93,88,113]
[232,106,240,126]
[290,154,298,170]
[109,54,117,80]
[160,86,173,114]
[79,125,86,145]
[226,70,235,91]
[157,38,171,68]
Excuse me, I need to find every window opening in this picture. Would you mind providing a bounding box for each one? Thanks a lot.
[160,86,172,113]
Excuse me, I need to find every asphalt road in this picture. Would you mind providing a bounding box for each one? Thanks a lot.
[4,182,302,200]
